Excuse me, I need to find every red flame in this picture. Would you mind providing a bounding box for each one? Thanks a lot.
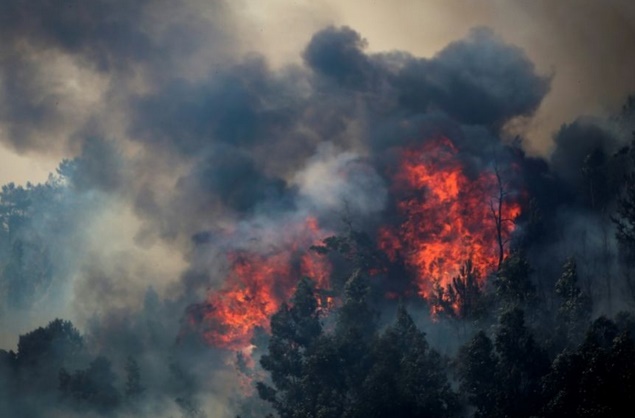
[191,217,331,350]
[379,137,521,297]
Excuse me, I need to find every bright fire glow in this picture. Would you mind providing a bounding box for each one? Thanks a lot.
[379,137,521,297]
[189,217,331,350]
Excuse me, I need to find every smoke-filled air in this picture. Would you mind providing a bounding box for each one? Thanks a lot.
[2,1,635,417]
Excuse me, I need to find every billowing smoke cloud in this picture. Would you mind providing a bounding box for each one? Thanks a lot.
[393,28,550,127]
[0,0,235,155]
[3,2,634,417]
[295,144,387,216]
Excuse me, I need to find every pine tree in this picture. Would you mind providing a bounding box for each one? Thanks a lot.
[358,305,458,418]
[257,277,323,418]
[456,331,498,418]
[494,251,535,309]
[124,356,144,399]
[555,258,592,346]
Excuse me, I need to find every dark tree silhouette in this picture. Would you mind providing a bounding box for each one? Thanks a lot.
[494,251,535,309]
[456,331,498,418]
[59,355,121,412]
[429,260,487,322]
[124,356,144,399]
[356,305,459,418]
[555,258,592,347]
[257,277,323,418]
[494,308,550,418]
[542,317,635,417]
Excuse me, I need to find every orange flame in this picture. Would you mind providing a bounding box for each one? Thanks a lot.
[192,217,331,350]
[379,137,521,297]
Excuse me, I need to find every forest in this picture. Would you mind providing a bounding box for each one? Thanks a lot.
[2,121,635,417]
[1,2,635,417]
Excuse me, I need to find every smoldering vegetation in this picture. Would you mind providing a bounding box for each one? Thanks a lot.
[1,1,635,417]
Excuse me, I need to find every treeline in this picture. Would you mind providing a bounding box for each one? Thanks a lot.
[0,316,214,418]
[4,111,635,417]
[0,319,141,415]
[248,134,635,418]
[251,258,635,418]
[2,237,634,418]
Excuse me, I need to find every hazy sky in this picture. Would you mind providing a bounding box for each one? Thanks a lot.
[1,0,634,185]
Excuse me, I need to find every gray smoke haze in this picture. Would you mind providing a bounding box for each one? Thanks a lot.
[0,1,634,417]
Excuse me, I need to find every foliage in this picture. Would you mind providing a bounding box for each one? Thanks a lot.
[555,258,592,346]
[429,260,487,321]
[613,171,635,259]
[257,277,323,418]
[124,356,145,399]
[15,318,86,393]
[456,331,498,418]
[357,305,459,418]
[0,169,72,310]
[257,276,458,418]
[612,138,635,260]
[542,316,635,417]
[59,355,121,411]
[457,308,549,418]
[494,251,535,309]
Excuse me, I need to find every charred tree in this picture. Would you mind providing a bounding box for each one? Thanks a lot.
[489,163,516,271]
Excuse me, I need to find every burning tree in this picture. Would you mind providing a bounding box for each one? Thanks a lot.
[379,137,521,310]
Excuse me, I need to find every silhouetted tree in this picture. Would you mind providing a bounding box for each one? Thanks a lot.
[257,277,323,418]
[494,308,549,418]
[429,260,487,322]
[16,319,86,392]
[582,148,611,210]
[494,251,535,309]
[457,308,549,418]
[310,222,388,294]
[0,178,67,311]
[124,356,144,399]
[357,305,459,418]
[542,316,635,417]
[555,258,592,347]
[59,355,121,412]
[612,145,635,305]
[456,331,498,418]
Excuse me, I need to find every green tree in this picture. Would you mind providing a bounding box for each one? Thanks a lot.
[582,148,611,210]
[59,355,121,412]
[542,317,635,417]
[494,251,535,309]
[335,269,377,340]
[456,331,498,418]
[333,270,378,417]
[457,308,549,418]
[612,139,635,260]
[555,258,592,346]
[357,305,459,418]
[0,172,71,311]
[124,356,144,399]
[494,308,549,418]
[16,319,86,392]
[612,147,635,305]
[257,277,323,418]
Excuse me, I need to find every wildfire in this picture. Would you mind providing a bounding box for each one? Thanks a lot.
[379,137,521,297]
[189,217,331,350]
[188,138,522,350]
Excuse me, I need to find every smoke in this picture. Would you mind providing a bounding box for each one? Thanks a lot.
[294,144,387,216]
[0,0,236,156]
[0,1,634,417]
